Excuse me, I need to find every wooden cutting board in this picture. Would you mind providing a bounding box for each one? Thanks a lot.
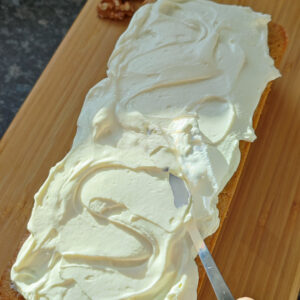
[0,0,299,299]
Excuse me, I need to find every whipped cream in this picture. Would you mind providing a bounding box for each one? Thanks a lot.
[11,0,280,299]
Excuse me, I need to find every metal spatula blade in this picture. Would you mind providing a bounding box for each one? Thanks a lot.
[169,174,235,300]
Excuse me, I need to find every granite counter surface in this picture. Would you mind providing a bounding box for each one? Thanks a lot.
[0,0,85,138]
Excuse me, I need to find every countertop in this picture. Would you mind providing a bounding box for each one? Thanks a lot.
[0,0,85,138]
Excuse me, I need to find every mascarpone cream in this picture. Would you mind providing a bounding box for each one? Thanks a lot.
[11,0,280,299]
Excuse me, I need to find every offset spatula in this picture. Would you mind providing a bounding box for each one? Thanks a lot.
[169,174,235,300]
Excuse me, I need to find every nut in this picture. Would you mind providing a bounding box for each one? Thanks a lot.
[97,0,136,20]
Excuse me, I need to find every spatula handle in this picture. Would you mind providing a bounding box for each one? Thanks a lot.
[187,222,235,300]
[198,241,235,300]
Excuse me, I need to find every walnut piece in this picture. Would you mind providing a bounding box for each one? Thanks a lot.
[97,0,135,20]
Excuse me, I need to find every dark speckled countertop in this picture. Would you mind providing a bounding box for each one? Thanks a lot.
[0,0,86,138]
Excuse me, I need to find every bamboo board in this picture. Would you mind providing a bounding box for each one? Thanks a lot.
[0,0,299,299]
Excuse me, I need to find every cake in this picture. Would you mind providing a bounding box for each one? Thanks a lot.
[0,0,287,299]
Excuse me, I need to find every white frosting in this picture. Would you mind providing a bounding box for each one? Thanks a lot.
[11,0,280,299]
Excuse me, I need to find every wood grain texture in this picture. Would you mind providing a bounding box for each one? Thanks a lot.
[0,0,298,299]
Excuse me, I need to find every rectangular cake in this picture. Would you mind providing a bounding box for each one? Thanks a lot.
[0,0,287,299]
